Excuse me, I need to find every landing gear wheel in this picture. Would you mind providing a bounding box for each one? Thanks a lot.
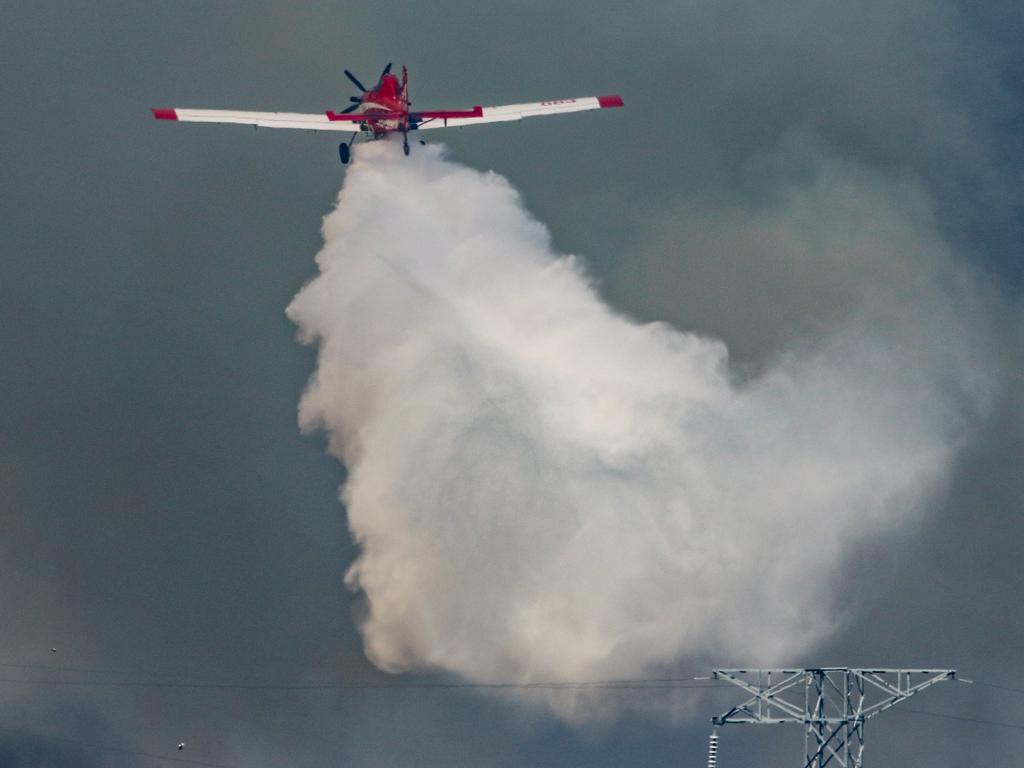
[403,135,410,156]
[339,142,350,165]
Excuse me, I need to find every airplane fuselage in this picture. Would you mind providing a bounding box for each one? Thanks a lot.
[351,71,409,136]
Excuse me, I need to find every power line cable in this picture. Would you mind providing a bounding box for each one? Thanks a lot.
[5,659,1024,702]
[0,660,722,692]
[896,707,1024,732]
[10,660,1024,698]
[970,680,1024,697]
[0,675,721,693]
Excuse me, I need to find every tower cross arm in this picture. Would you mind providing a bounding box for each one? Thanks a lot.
[857,669,957,720]
[711,670,813,724]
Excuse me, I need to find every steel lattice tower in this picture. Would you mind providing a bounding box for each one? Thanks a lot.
[708,668,956,767]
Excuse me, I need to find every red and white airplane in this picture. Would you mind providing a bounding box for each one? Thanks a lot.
[152,63,623,164]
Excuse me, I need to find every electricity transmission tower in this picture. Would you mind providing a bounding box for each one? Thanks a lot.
[707,668,956,768]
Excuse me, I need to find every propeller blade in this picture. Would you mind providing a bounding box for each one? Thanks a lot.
[344,69,367,92]
[381,62,393,77]
[349,96,362,103]
[341,103,360,114]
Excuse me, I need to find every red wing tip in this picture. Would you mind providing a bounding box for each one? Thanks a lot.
[151,108,178,121]
[597,95,624,108]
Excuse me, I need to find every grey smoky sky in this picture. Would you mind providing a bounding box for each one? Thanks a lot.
[0,1,1022,766]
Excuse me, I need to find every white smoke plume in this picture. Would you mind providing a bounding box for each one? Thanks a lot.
[287,140,994,720]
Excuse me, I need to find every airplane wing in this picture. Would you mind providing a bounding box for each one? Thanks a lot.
[154,94,623,133]
[410,95,623,130]
[151,108,360,133]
